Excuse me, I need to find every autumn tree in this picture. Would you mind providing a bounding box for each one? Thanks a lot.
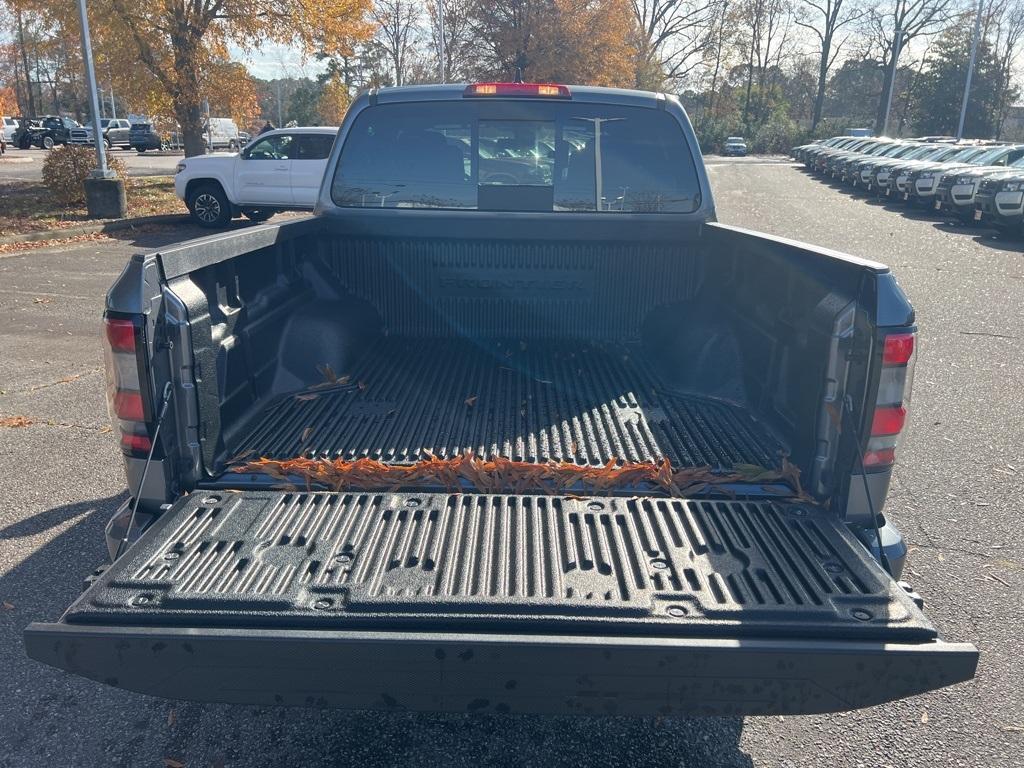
[0,86,17,115]
[630,0,720,90]
[317,74,352,124]
[427,0,480,81]
[371,0,421,86]
[868,0,953,134]
[795,0,867,130]
[982,0,1024,137]
[737,0,793,131]
[471,0,639,86]
[82,0,373,155]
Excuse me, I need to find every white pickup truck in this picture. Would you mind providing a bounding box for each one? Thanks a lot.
[174,127,338,226]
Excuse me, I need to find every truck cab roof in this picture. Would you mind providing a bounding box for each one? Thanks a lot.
[372,82,667,109]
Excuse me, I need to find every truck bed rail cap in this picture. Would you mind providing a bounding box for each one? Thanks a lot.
[706,222,889,273]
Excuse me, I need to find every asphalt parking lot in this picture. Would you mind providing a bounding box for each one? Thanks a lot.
[0,146,182,182]
[1,158,1021,767]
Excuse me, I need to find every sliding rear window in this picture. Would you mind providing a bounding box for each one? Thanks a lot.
[331,101,700,213]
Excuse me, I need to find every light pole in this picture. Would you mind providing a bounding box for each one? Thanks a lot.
[881,24,903,136]
[75,0,126,217]
[438,0,446,83]
[957,0,984,140]
[76,0,108,177]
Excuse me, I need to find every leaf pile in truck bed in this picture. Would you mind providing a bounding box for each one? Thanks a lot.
[231,453,806,498]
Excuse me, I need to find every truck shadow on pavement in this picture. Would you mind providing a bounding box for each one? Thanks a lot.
[101,218,273,251]
[0,494,755,768]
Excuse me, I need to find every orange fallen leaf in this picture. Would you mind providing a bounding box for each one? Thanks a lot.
[295,393,319,402]
[164,759,185,768]
[1,601,14,611]
[317,363,338,384]
[0,416,32,428]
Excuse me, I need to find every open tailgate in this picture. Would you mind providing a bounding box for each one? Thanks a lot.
[26,490,977,715]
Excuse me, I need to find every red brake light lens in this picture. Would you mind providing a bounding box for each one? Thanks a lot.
[120,432,152,454]
[882,333,915,366]
[113,390,146,421]
[862,447,896,468]
[105,318,137,353]
[871,405,906,436]
[464,82,572,99]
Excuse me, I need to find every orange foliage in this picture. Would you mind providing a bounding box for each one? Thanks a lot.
[473,0,640,86]
[233,453,805,498]
[0,86,16,116]
[74,0,374,153]
[207,61,262,129]
[318,75,352,126]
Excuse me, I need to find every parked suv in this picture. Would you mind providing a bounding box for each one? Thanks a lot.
[892,145,995,207]
[934,144,1024,221]
[974,172,1024,234]
[174,127,338,226]
[722,136,747,156]
[129,122,168,152]
[70,118,133,149]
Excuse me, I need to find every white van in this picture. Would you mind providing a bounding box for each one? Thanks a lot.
[2,116,19,142]
[202,117,241,152]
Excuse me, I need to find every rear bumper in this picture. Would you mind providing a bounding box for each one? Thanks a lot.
[24,623,978,716]
[131,137,162,150]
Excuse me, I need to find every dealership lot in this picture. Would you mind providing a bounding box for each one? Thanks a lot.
[0,146,182,183]
[0,158,1020,767]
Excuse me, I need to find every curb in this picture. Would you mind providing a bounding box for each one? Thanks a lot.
[0,213,190,247]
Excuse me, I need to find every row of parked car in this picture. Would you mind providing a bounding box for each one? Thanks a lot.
[791,135,1024,236]
[2,115,247,153]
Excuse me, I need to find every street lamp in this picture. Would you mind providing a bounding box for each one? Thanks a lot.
[76,0,126,218]
[957,0,985,140]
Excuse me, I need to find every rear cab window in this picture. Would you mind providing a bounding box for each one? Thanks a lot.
[331,100,701,213]
[295,133,336,160]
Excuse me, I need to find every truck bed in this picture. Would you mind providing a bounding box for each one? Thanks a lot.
[230,338,783,470]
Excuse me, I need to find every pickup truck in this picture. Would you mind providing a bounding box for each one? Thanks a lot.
[14,115,80,149]
[26,83,977,717]
[69,118,133,149]
[174,127,339,226]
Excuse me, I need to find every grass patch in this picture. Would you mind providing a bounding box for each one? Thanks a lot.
[0,176,185,237]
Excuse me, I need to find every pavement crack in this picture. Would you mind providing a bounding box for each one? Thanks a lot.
[5,367,103,394]
[959,330,1018,340]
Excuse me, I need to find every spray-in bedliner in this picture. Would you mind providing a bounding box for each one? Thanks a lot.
[60,490,934,641]
[231,338,784,471]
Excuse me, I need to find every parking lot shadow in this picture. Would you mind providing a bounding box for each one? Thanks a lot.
[969,229,1024,252]
[1,493,755,768]
[103,218,266,250]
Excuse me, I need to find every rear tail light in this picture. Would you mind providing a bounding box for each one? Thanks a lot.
[103,315,154,457]
[864,331,916,470]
